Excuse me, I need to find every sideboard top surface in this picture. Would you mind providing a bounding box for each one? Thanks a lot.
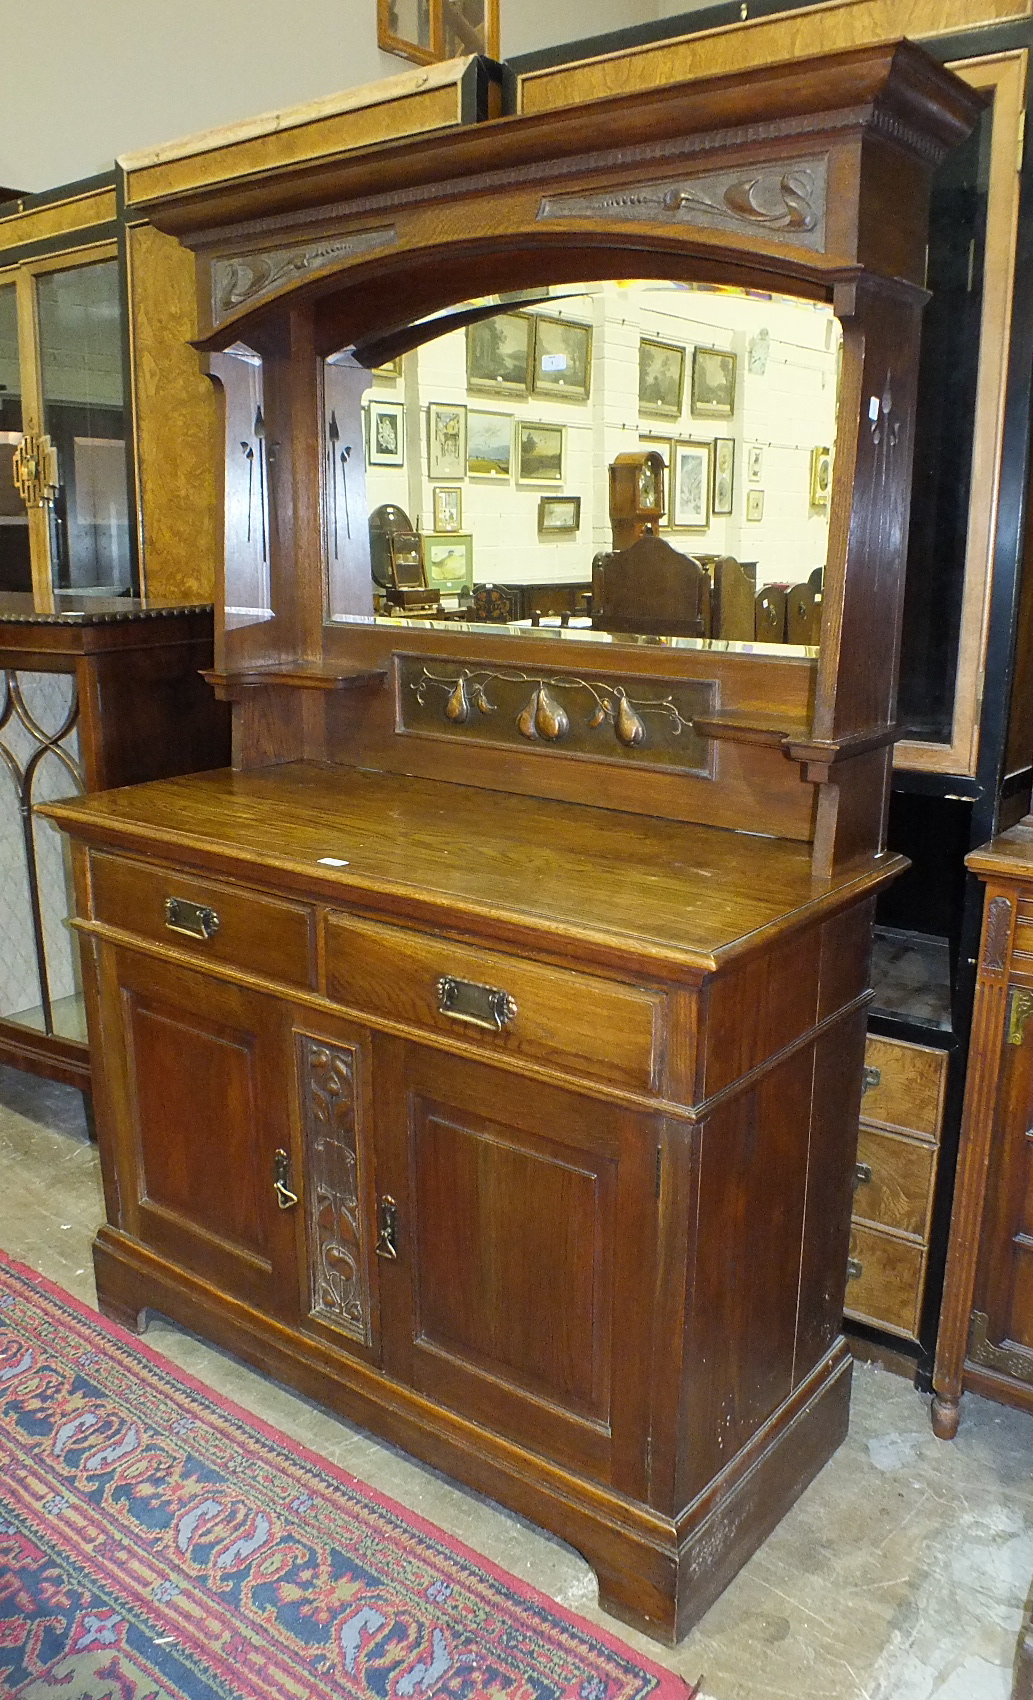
[45,761,906,973]
[966,818,1033,882]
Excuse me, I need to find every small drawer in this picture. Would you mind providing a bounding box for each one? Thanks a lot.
[90,852,314,987]
[853,1126,936,1240]
[860,1035,947,1141]
[324,913,665,1092]
[844,1224,926,1341]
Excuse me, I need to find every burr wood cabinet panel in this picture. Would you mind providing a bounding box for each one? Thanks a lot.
[844,1036,948,1342]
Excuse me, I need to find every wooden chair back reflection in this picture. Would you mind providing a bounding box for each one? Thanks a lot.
[786,581,823,645]
[755,585,788,643]
[592,534,710,637]
[710,556,757,641]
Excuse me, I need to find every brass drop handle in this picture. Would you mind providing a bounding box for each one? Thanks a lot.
[854,1161,873,1189]
[846,1257,863,1281]
[273,1148,298,1210]
[375,1195,399,1260]
[165,896,220,941]
[861,1066,881,1094]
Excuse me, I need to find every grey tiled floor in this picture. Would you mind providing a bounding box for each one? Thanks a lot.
[0,1062,1030,1700]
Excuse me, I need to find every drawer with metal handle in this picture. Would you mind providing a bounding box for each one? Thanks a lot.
[860,1035,947,1141]
[844,1223,926,1341]
[324,911,665,1092]
[852,1126,937,1240]
[90,850,315,987]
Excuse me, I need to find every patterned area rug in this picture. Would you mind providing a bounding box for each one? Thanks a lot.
[0,1251,690,1699]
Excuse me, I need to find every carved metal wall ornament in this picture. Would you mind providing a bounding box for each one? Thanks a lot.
[211,227,397,326]
[401,658,714,774]
[537,159,827,252]
[0,671,82,1037]
[298,1034,370,1345]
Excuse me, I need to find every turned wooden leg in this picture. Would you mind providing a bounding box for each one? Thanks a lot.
[96,1292,148,1335]
[931,1392,961,1439]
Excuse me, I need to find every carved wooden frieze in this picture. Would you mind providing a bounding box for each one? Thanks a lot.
[982,895,1013,973]
[397,656,715,775]
[537,159,827,252]
[211,228,397,326]
[298,1034,370,1345]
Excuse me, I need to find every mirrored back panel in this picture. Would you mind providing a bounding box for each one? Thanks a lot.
[323,280,840,651]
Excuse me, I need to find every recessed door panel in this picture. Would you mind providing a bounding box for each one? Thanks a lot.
[109,947,298,1317]
[376,1040,658,1490]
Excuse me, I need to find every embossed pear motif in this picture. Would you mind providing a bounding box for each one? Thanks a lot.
[445,679,470,723]
[614,692,646,748]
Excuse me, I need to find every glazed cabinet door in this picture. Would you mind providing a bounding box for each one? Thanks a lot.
[373,1039,660,1492]
[97,946,302,1319]
[969,985,1033,1386]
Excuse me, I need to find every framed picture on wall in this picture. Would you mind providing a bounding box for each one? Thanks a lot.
[372,356,401,380]
[746,488,765,522]
[424,533,474,591]
[712,438,735,516]
[432,486,462,532]
[367,399,404,466]
[691,346,737,418]
[538,495,581,533]
[466,312,532,396]
[810,445,832,507]
[672,440,711,529]
[428,403,466,479]
[747,445,764,482]
[531,316,592,400]
[466,410,512,477]
[517,422,564,483]
[639,338,685,418]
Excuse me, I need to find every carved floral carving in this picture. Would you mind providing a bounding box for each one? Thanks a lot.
[299,1035,370,1344]
[537,159,826,251]
[983,895,1013,973]
[211,228,397,325]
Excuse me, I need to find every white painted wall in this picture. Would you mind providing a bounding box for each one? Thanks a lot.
[0,0,717,194]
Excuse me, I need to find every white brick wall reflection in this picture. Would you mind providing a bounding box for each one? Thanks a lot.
[0,671,82,1022]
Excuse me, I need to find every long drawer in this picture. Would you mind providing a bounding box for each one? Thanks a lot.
[323,911,666,1092]
[90,852,315,988]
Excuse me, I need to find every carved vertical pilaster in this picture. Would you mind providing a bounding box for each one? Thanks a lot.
[298,1034,370,1345]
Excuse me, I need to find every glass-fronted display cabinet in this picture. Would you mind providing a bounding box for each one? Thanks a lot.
[0,180,226,1099]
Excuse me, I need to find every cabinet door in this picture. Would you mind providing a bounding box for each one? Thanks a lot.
[971,990,1033,1380]
[100,945,300,1319]
[374,1040,659,1492]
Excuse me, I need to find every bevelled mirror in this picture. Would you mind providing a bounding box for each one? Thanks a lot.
[323,280,841,652]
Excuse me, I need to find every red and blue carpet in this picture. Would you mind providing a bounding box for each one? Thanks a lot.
[0,1251,691,1699]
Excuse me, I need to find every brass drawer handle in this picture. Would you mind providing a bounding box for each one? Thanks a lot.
[273,1148,298,1211]
[861,1066,881,1094]
[375,1195,399,1260]
[164,896,220,941]
[847,1257,863,1281]
[436,974,517,1032]
[854,1161,873,1189]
